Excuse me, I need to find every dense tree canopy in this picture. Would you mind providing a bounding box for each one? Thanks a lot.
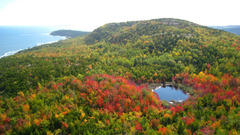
[1,18,239,96]
[0,18,240,134]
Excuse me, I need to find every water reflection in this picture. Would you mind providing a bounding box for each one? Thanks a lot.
[154,85,188,102]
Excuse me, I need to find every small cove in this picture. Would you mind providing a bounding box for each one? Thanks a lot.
[154,85,189,102]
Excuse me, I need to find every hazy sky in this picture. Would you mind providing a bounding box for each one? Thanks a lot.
[0,0,239,31]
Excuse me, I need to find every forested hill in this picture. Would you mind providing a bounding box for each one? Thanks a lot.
[0,18,240,134]
[50,30,90,38]
[85,18,227,45]
[84,18,240,76]
[0,18,239,96]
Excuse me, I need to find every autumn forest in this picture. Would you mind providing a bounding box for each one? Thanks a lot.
[0,18,239,134]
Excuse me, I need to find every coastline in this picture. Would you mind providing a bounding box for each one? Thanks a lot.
[36,37,67,46]
[0,49,23,59]
[0,35,67,59]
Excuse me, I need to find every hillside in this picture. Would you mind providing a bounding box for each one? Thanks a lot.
[1,18,239,95]
[0,18,240,134]
[85,18,202,45]
[50,30,90,38]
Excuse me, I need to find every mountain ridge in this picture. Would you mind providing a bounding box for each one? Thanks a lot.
[0,18,240,134]
[85,18,230,45]
[210,25,240,35]
[0,18,239,96]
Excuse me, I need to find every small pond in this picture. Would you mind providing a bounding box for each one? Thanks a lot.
[154,85,188,102]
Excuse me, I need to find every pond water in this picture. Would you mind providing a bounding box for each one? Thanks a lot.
[154,86,188,102]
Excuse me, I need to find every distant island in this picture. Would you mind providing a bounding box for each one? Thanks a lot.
[50,30,90,38]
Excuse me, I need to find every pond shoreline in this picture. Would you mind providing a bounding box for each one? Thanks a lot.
[148,82,173,91]
[145,82,191,107]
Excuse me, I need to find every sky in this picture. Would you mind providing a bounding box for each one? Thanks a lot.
[0,0,239,31]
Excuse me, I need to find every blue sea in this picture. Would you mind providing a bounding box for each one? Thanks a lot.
[0,26,66,58]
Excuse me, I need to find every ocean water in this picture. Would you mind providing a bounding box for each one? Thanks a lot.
[0,26,66,58]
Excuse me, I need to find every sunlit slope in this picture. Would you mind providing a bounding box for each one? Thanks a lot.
[0,18,240,134]
[0,18,239,96]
